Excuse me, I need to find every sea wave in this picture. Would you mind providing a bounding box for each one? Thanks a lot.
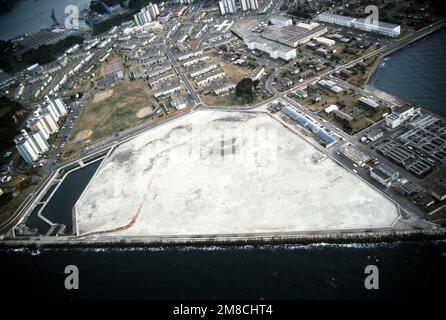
[2,240,445,255]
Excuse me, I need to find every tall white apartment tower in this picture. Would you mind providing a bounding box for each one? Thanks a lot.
[218,0,237,15]
[240,0,258,11]
[14,129,49,164]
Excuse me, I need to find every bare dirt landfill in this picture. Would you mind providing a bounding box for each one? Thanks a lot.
[75,111,399,236]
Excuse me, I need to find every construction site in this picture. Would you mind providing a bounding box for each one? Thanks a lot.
[74,110,400,237]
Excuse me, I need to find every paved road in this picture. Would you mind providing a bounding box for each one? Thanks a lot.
[165,48,203,106]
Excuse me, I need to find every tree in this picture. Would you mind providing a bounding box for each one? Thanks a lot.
[0,97,29,153]
[236,78,256,103]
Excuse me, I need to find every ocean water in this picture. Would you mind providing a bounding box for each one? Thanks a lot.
[370,28,446,117]
[0,241,445,299]
[1,11,446,300]
[0,0,91,40]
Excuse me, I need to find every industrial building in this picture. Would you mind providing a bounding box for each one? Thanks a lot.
[282,105,337,148]
[317,12,401,37]
[340,143,370,166]
[269,16,293,27]
[385,105,416,128]
[245,37,297,61]
[359,96,379,109]
[262,24,328,48]
[315,36,336,47]
[432,185,446,202]
[370,164,400,188]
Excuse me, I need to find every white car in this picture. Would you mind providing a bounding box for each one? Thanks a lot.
[1,176,12,183]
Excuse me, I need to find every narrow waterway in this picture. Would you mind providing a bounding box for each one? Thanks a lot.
[26,159,101,234]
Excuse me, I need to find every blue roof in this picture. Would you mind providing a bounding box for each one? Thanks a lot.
[282,106,336,147]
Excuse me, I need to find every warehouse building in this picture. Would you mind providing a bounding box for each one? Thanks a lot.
[432,185,446,202]
[270,16,293,27]
[262,24,328,48]
[282,105,337,148]
[359,96,379,109]
[370,167,392,187]
[245,37,297,61]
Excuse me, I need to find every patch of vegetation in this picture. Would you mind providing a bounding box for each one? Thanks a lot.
[235,78,258,104]
[0,35,84,73]
[91,0,157,35]
[0,97,29,154]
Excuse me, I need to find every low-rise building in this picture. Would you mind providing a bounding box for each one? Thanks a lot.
[153,80,181,97]
[170,94,188,110]
[370,164,399,187]
[212,80,236,95]
[269,16,293,27]
[182,55,209,67]
[248,66,266,81]
[189,64,217,78]
[195,69,225,86]
[177,50,203,61]
[432,185,446,202]
[370,167,391,187]
[245,37,297,61]
[366,128,384,141]
[359,96,379,109]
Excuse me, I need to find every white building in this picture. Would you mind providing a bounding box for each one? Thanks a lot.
[31,107,59,135]
[315,36,335,47]
[245,37,297,61]
[370,167,391,187]
[218,0,237,15]
[190,64,217,78]
[317,12,400,37]
[385,105,416,128]
[317,12,355,27]
[170,94,187,110]
[45,95,67,117]
[14,129,49,164]
[134,3,160,26]
[153,81,181,97]
[195,70,225,86]
[324,105,339,114]
[353,18,401,37]
[177,50,203,61]
[214,81,236,95]
[240,0,258,11]
[270,16,293,27]
[248,66,266,81]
